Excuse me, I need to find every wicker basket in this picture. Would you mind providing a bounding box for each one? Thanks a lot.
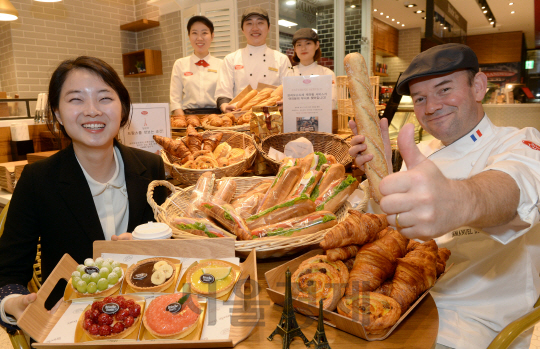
[147,176,369,259]
[255,132,353,175]
[161,130,257,185]
[201,120,250,133]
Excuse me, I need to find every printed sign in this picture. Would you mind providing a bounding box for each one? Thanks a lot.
[119,103,171,154]
[283,75,332,133]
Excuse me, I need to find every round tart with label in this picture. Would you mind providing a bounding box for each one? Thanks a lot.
[143,293,201,339]
[71,258,124,298]
[186,260,237,297]
[126,258,176,293]
[81,295,142,340]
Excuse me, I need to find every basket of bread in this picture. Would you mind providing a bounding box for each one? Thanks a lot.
[256,131,353,174]
[147,152,368,259]
[153,125,257,185]
[201,111,252,132]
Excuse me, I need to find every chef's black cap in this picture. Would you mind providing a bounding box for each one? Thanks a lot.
[241,7,270,29]
[396,43,479,96]
[292,28,319,45]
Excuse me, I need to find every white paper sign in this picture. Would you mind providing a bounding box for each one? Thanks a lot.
[283,75,332,133]
[119,103,171,154]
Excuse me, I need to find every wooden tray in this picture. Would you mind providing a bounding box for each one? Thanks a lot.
[17,239,259,348]
[265,249,452,341]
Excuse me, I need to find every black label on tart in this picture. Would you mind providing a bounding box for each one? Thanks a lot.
[166,303,182,314]
[102,303,120,315]
[133,273,147,280]
[200,273,215,284]
[84,266,99,275]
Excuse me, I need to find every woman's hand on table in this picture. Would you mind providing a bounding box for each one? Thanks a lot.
[111,232,133,241]
[4,293,37,320]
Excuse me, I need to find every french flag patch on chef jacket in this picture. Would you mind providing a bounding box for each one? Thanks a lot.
[470,129,483,142]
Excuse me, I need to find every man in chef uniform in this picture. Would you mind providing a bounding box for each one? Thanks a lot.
[214,6,291,113]
[349,43,540,349]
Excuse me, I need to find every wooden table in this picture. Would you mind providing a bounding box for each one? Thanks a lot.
[236,256,439,349]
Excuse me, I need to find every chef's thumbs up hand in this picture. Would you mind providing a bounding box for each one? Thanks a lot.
[379,123,458,240]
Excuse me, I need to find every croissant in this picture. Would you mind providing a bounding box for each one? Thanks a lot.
[202,132,223,152]
[186,124,202,153]
[389,239,438,314]
[153,135,192,163]
[292,260,343,312]
[337,292,401,335]
[345,229,408,295]
[320,211,388,250]
[326,245,360,262]
[373,279,393,297]
[437,247,451,277]
[406,238,420,252]
[186,114,201,127]
[209,116,223,127]
[343,258,355,272]
[221,116,233,127]
[171,115,187,128]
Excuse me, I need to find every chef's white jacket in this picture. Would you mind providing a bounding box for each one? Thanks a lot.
[170,54,222,111]
[286,62,337,110]
[214,44,291,100]
[403,115,540,349]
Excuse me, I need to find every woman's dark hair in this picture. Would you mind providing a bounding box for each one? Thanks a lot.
[187,16,214,34]
[47,56,131,139]
[292,41,322,63]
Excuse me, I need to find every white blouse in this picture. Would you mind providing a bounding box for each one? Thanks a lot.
[76,146,129,240]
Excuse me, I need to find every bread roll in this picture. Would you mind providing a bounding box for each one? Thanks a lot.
[237,90,258,108]
[213,142,231,159]
[344,52,389,204]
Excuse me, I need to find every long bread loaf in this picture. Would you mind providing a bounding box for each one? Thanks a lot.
[344,52,388,203]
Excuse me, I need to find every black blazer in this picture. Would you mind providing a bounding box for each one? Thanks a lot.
[0,142,166,291]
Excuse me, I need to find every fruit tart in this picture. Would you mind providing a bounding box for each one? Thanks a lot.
[143,293,202,339]
[81,295,142,340]
[126,258,176,293]
[71,258,124,298]
[186,260,237,298]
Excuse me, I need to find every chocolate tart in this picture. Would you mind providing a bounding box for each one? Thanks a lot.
[186,260,237,298]
[126,258,176,293]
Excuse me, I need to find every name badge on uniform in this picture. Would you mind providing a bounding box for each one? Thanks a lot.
[235,65,244,70]
[208,69,218,73]
[268,67,278,72]
[184,72,193,76]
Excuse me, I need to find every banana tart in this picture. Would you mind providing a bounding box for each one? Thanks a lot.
[186,260,237,297]
[126,258,176,293]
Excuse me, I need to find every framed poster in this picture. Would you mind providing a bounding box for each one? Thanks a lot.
[118,103,171,154]
[283,75,332,133]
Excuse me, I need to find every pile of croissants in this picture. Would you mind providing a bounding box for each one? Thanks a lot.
[205,111,252,127]
[171,114,200,128]
[291,212,451,335]
[153,125,247,169]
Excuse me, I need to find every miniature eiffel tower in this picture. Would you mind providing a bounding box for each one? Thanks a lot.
[307,299,331,349]
[268,268,309,348]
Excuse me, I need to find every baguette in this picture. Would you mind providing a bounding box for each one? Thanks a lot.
[288,169,323,199]
[255,95,281,107]
[344,52,389,203]
[246,194,316,230]
[237,90,258,109]
[231,180,273,205]
[241,88,273,111]
[186,171,215,217]
[232,192,265,219]
[172,217,236,238]
[270,85,283,98]
[249,211,337,239]
[213,178,237,204]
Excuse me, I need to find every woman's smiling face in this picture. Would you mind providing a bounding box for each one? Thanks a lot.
[55,69,122,151]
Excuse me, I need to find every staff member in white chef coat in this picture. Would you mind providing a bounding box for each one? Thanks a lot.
[349,43,540,349]
[286,28,337,110]
[170,16,222,115]
[215,6,291,113]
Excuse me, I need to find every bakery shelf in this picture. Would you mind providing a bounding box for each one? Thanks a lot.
[120,19,160,32]
[374,72,389,77]
[122,49,163,78]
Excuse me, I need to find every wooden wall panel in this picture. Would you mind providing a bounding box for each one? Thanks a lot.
[466,32,522,64]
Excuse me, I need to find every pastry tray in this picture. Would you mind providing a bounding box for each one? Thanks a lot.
[265,249,451,341]
[17,238,259,348]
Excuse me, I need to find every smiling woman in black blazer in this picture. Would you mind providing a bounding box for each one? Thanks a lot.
[0,56,166,332]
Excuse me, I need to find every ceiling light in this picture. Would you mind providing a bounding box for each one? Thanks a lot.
[507,85,513,89]
[490,21,495,25]
[386,15,389,18]
[405,4,417,8]
[483,10,487,13]
[482,6,485,9]
[489,17,493,20]
[415,10,424,13]
[422,16,426,19]
[511,11,515,14]
[509,2,513,5]
[0,0,18,21]
[351,5,356,8]
[402,24,405,26]
[285,0,295,5]
[374,8,377,11]
[397,21,400,24]
[391,18,395,21]
[278,19,298,27]
[444,27,447,29]
[380,12,383,15]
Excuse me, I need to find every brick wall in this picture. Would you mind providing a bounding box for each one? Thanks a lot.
[0,23,16,93]
[345,3,362,56]
[316,4,334,70]
[382,27,421,84]
[279,31,294,62]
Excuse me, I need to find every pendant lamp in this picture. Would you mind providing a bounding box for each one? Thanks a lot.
[0,0,18,21]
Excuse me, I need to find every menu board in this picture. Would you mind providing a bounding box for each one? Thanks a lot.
[283,75,333,133]
[119,103,171,154]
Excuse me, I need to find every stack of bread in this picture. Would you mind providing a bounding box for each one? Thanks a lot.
[288,212,451,335]
[171,114,201,128]
[152,125,246,170]
[204,112,252,128]
[173,151,359,241]
[236,85,283,111]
